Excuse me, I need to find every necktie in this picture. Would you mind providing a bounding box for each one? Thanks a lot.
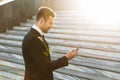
[41,35,44,38]
[41,35,48,48]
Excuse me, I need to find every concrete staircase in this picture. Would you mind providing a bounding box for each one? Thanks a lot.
[0,11,120,80]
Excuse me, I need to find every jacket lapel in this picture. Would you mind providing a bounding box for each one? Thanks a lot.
[31,28,49,51]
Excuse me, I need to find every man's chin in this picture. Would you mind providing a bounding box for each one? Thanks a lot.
[43,30,48,33]
[44,32,48,33]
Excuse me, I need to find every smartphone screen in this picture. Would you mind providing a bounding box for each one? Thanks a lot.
[76,46,81,51]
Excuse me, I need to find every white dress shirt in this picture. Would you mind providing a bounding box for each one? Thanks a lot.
[32,24,44,36]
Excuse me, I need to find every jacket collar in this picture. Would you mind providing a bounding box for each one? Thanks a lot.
[30,28,42,37]
[32,24,44,36]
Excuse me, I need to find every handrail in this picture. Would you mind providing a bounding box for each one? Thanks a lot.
[0,0,14,6]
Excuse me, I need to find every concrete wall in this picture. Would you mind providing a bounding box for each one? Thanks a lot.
[0,0,42,33]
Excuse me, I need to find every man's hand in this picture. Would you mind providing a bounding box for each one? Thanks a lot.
[65,48,79,60]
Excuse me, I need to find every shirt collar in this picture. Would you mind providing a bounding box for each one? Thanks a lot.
[32,24,44,36]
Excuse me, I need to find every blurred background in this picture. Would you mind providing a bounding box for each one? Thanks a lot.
[0,0,120,80]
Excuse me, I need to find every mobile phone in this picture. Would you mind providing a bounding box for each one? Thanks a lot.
[76,46,81,51]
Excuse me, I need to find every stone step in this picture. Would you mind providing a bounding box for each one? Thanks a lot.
[0,36,120,62]
[0,68,23,80]
[1,33,119,53]
[54,71,88,80]
[6,30,27,36]
[47,38,120,53]
[0,65,86,80]
[1,54,119,80]
[0,64,24,76]
[55,17,90,21]
[55,11,80,13]
[55,11,82,15]
[0,59,85,80]
[0,33,120,60]
[0,33,23,41]
[2,32,120,51]
[13,26,120,38]
[24,20,120,35]
[13,26,31,31]
[0,43,119,79]
[0,60,70,80]
[0,60,24,70]
[40,17,93,23]
[56,68,117,80]
[0,75,13,80]
[45,17,88,21]
[52,52,120,73]
[22,20,120,31]
[49,29,120,38]
[53,20,92,25]
[5,30,120,45]
[33,12,83,19]
[46,33,120,45]
[0,60,24,79]
[19,21,120,32]
[0,39,21,47]
[50,45,120,62]
[32,15,120,25]
[27,18,88,23]
[20,22,33,27]
[1,36,120,62]
[53,25,120,31]
[0,47,21,56]
[0,52,23,64]
[29,19,77,23]
[1,47,120,74]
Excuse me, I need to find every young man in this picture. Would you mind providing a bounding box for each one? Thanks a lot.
[22,6,78,80]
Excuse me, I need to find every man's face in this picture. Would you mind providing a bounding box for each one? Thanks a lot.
[42,16,54,33]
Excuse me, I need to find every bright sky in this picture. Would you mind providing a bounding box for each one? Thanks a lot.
[75,0,120,25]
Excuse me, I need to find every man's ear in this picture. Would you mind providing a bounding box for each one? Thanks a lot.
[39,17,45,24]
[41,17,45,22]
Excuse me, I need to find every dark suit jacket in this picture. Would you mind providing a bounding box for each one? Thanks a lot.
[22,28,68,80]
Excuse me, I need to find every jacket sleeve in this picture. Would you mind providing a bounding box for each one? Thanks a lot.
[29,37,68,73]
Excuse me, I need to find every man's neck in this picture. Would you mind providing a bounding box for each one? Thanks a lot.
[32,24,44,36]
[36,23,44,32]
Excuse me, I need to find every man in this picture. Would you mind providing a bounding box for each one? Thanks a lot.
[22,6,79,80]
